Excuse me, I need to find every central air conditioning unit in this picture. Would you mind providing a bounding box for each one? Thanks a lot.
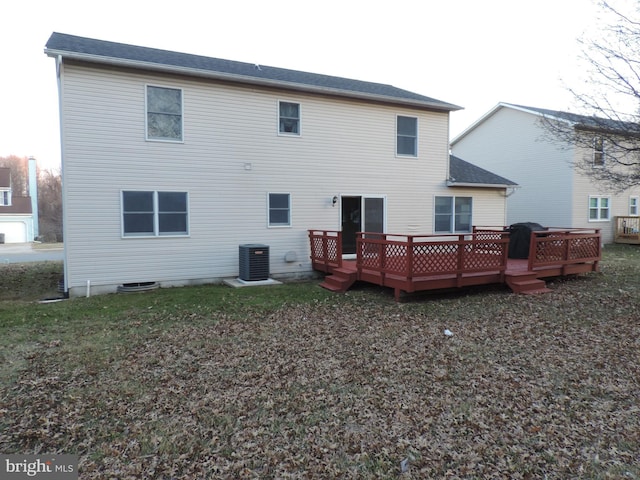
[239,244,270,281]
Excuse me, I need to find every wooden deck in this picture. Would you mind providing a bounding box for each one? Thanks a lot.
[614,216,640,244]
[309,227,601,301]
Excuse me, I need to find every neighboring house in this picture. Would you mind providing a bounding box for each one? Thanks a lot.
[451,103,640,244]
[0,160,37,243]
[45,33,516,297]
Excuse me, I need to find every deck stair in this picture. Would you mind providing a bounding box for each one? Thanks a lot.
[319,267,357,293]
[505,271,552,295]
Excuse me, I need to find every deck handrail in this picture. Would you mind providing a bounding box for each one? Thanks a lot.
[308,230,342,271]
[528,228,601,271]
[355,232,510,279]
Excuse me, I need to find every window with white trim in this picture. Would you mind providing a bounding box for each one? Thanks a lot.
[593,136,605,167]
[630,196,639,216]
[0,190,9,206]
[279,102,300,135]
[268,193,291,227]
[122,191,189,236]
[397,116,417,156]
[434,196,472,233]
[146,85,183,141]
[588,195,610,221]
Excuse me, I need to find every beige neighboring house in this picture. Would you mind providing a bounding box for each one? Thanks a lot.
[0,165,36,244]
[45,33,516,297]
[451,103,640,244]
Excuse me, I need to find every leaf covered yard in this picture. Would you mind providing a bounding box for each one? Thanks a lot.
[1,246,639,479]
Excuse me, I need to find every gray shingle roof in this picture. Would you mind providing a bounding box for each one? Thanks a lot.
[448,155,518,187]
[504,103,640,135]
[45,32,461,112]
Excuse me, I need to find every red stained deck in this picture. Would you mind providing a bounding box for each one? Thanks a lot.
[309,227,601,301]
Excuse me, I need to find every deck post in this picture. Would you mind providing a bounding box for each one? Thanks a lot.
[456,235,465,287]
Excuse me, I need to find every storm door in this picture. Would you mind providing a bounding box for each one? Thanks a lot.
[341,195,385,255]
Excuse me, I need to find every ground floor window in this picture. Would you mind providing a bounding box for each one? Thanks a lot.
[122,190,188,237]
[588,195,610,221]
[630,196,639,216]
[268,193,291,227]
[435,196,472,233]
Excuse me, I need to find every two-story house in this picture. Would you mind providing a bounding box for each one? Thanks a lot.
[45,33,516,297]
[451,103,640,244]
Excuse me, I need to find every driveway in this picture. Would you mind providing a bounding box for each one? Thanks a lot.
[0,243,64,263]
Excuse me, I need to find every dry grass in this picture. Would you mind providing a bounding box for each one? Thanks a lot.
[1,246,639,479]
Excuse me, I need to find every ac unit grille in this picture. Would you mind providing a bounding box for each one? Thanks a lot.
[239,244,270,281]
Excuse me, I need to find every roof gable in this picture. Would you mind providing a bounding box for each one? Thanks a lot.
[452,102,640,144]
[448,155,518,188]
[45,33,461,112]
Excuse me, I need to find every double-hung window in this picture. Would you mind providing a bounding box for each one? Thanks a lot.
[279,101,300,135]
[397,116,417,156]
[0,190,9,206]
[122,191,189,236]
[435,196,472,233]
[630,196,639,216]
[588,195,610,221]
[146,85,183,141]
[593,136,605,167]
[268,193,291,227]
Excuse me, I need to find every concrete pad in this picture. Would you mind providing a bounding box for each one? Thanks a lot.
[223,278,282,288]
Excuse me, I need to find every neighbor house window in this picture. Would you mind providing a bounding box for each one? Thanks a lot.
[397,116,417,156]
[268,193,291,227]
[630,196,639,216]
[589,195,610,221]
[146,85,183,141]
[279,101,300,135]
[593,136,605,167]
[122,191,188,236]
[0,190,9,206]
[434,196,472,233]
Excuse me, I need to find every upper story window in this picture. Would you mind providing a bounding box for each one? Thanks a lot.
[434,196,472,233]
[0,190,10,206]
[397,116,417,156]
[589,195,610,221]
[630,196,639,216]
[122,190,189,237]
[279,101,300,135]
[593,136,605,167]
[268,193,291,227]
[146,86,183,141]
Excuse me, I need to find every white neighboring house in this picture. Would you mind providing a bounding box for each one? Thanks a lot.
[45,33,517,297]
[451,103,640,244]
[0,159,38,243]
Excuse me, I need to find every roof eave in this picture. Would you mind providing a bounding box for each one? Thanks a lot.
[45,48,462,112]
[446,181,519,188]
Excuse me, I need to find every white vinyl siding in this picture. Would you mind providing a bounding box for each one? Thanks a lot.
[57,62,476,296]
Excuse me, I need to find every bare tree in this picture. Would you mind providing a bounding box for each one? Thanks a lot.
[541,1,640,192]
[0,155,29,196]
[37,168,63,242]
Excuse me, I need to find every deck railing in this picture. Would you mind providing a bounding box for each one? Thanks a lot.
[527,228,601,271]
[355,232,510,282]
[308,230,342,272]
[474,226,601,271]
[614,216,640,244]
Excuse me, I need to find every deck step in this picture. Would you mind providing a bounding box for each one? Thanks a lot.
[319,268,357,293]
[506,276,552,295]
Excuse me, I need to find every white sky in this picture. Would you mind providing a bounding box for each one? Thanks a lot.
[2,0,601,170]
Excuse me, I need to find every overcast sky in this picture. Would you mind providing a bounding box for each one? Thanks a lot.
[2,0,602,170]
